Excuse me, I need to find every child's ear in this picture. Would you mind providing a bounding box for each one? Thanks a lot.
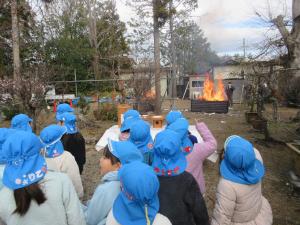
[117,162,122,169]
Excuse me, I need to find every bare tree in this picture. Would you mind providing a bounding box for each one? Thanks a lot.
[11,0,21,79]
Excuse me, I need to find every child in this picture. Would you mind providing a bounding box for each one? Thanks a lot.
[211,135,272,225]
[166,117,194,155]
[119,109,141,141]
[83,140,143,225]
[0,131,86,225]
[106,161,172,225]
[186,120,217,194]
[0,128,16,190]
[128,119,154,165]
[56,103,74,124]
[10,114,32,132]
[59,113,86,174]
[40,124,84,198]
[152,129,209,225]
[165,110,183,126]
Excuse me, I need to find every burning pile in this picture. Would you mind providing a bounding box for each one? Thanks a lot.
[199,75,227,101]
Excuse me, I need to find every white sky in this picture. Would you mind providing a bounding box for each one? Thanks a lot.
[116,0,292,55]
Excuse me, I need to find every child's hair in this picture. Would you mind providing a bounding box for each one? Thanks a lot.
[103,146,120,165]
[13,183,47,216]
[218,148,225,175]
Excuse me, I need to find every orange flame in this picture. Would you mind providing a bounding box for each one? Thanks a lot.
[199,75,227,101]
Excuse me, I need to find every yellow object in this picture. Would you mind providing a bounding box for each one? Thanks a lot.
[151,115,164,128]
[117,104,131,127]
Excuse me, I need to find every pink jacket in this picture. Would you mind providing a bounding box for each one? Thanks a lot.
[186,122,217,194]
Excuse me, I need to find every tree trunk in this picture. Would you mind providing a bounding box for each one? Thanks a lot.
[290,16,300,78]
[92,52,100,79]
[153,0,161,114]
[169,0,177,101]
[11,0,21,80]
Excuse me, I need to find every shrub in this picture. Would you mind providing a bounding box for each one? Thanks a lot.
[1,104,20,120]
[78,96,90,115]
[284,77,300,105]
[93,103,117,121]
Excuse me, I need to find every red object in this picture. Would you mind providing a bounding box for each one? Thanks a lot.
[53,100,57,112]
[69,99,73,107]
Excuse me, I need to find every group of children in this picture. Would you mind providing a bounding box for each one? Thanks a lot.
[0,104,273,225]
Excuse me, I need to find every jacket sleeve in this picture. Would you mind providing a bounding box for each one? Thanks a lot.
[193,122,217,161]
[211,179,236,225]
[83,185,112,225]
[61,152,84,198]
[61,174,87,225]
[184,176,209,225]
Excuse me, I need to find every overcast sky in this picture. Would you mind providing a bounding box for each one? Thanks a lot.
[116,0,292,56]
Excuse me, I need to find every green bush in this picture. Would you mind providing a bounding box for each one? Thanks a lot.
[284,77,300,105]
[78,96,90,115]
[1,105,20,120]
[93,103,117,121]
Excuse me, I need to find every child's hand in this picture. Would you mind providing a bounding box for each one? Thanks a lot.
[194,118,201,124]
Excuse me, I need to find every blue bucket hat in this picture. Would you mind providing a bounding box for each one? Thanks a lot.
[40,125,67,158]
[123,109,140,121]
[129,120,154,154]
[120,116,141,133]
[2,131,47,190]
[107,139,143,165]
[0,128,17,164]
[220,135,265,185]
[152,129,186,176]
[59,113,77,134]
[165,110,183,125]
[167,118,193,155]
[56,103,74,121]
[113,161,159,225]
[11,114,32,132]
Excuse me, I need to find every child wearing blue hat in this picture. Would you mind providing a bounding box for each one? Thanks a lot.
[10,113,33,132]
[0,131,86,225]
[40,124,84,198]
[106,161,172,225]
[56,103,74,120]
[152,129,209,225]
[0,128,16,190]
[59,113,86,174]
[82,140,143,225]
[165,110,183,126]
[166,117,194,155]
[119,109,141,141]
[129,119,154,165]
[211,135,272,225]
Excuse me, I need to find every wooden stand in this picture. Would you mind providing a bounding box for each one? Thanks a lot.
[151,115,164,128]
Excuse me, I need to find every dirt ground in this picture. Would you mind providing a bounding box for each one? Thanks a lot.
[1,100,300,225]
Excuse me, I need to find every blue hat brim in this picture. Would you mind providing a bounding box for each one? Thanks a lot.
[3,154,47,190]
[113,192,159,225]
[120,118,138,132]
[220,158,265,185]
[152,151,187,176]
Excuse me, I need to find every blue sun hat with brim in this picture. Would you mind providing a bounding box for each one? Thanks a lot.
[40,125,67,158]
[129,120,154,154]
[107,139,143,165]
[166,110,183,125]
[59,113,77,134]
[167,118,193,155]
[120,116,141,132]
[11,114,32,132]
[113,161,159,225]
[0,128,17,164]
[220,135,265,185]
[123,109,141,121]
[2,131,47,190]
[56,103,74,121]
[152,129,186,176]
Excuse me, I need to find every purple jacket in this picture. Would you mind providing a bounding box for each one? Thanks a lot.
[186,122,217,194]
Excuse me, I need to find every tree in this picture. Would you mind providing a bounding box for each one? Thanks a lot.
[10,0,21,79]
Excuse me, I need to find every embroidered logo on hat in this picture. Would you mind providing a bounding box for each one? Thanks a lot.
[147,143,153,149]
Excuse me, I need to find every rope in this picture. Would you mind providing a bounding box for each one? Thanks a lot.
[144,204,150,225]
